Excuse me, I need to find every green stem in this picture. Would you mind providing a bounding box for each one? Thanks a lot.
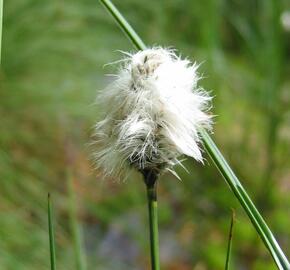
[100,0,146,50]
[48,193,56,270]
[0,0,3,64]
[144,170,160,270]
[200,128,289,270]
[67,171,87,270]
[225,210,235,270]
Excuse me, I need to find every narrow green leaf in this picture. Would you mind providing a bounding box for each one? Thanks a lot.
[99,1,290,269]
[67,171,87,270]
[48,193,56,270]
[225,210,235,270]
[0,0,3,63]
[200,128,289,269]
[100,0,146,50]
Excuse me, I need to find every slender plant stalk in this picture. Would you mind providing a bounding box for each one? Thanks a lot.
[225,210,235,270]
[48,193,56,270]
[143,170,160,270]
[0,0,3,64]
[100,0,146,51]
[147,185,160,270]
[99,1,290,269]
[67,171,87,270]
[200,129,289,269]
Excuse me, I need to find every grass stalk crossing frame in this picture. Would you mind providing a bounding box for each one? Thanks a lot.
[99,1,290,268]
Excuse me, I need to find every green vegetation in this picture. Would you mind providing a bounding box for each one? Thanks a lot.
[1,0,289,269]
[0,0,3,63]
[48,194,56,270]
[100,1,289,268]
[225,210,235,270]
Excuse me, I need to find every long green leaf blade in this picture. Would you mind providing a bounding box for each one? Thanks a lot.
[99,1,290,269]
[0,0,3,63]
[48,193,56,270]
[225,210,235,270]
[67,171,87,270]
[200,128,289,269]
[100,0,146,50]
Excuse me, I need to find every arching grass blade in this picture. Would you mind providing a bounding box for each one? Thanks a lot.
[100,0,146,50]
[98,1,290,269]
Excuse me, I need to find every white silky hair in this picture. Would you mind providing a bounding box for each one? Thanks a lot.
[92,47,212,179]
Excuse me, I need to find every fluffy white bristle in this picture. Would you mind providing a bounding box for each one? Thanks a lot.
[92,47,212,179]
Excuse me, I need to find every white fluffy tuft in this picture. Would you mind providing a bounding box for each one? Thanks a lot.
[92,47,212,179]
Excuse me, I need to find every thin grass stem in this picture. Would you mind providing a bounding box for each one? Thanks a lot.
[67,171,87,270]
[143,170,160,270]
[0,0,3,64]
[100,0,146,50]
[200,128,289,269]
[48,193,56,270]
[225,209,235,270]
[99,1,290,269]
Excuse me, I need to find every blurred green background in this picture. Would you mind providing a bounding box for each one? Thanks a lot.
[1,0,290,269]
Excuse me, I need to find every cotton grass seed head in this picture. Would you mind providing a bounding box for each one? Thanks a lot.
[92,47,212,179]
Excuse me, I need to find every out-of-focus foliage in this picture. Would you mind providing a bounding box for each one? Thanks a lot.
[0,0,289,269]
